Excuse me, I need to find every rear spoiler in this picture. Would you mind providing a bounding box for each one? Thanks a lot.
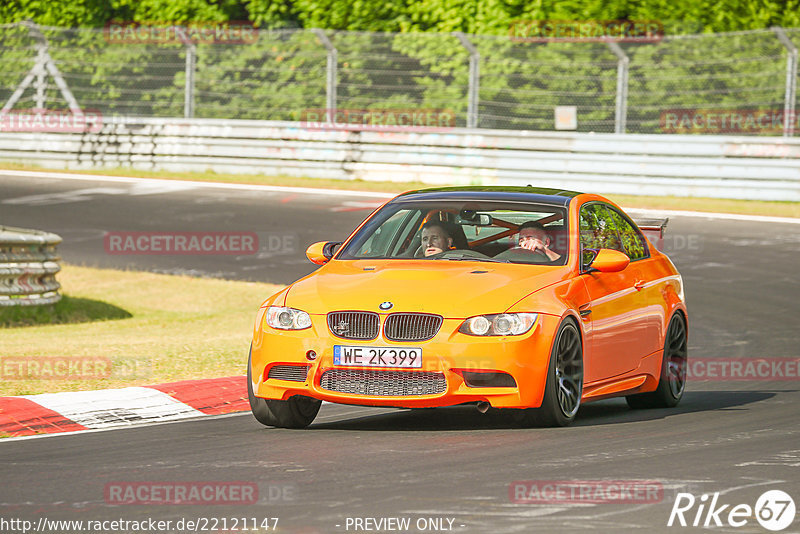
[634,218,668,251]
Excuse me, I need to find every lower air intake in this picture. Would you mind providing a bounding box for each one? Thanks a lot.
[319,369,446,396]
[267,365,309,382]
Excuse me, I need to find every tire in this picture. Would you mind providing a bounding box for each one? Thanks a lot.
[514,319,583,427]
[626,312,687,409]
[247,346,321,429]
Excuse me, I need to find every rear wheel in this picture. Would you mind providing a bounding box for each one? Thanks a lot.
[247,347,321,429]
[626,312,687,409]
[514,320,583,427]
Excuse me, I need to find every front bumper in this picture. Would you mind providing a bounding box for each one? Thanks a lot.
[250,311,559,409]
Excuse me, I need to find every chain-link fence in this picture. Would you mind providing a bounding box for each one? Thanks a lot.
[0,21,798,135]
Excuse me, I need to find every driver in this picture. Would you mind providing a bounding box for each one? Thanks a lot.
[420,221,454,257]
[517,221,561,261]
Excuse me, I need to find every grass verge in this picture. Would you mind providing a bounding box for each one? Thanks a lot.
[1,162,798,218]
[0,264,282,396]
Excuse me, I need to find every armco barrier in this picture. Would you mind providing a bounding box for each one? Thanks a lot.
[0,117,799,200]
[0,226,62,306]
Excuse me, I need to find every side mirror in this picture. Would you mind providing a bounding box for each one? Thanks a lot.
[305,241,341,265]
[588,249,630,273]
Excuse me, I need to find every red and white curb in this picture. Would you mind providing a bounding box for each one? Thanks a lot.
[0,376,249,438]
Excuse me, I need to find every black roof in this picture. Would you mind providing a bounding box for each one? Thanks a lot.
[394,186,582,207]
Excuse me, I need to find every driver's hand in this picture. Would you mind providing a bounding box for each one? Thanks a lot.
[519,239,546,253]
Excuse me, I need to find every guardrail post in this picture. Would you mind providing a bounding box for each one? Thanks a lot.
[454,32,480,129]
[34,46,46,108]
[773,27,798,137]
[607,41,629,134]
[174,26,196,118]
[184,43,196,118]
[313,29,337,122]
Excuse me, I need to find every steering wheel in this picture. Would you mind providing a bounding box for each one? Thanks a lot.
[493,247,550,263]
[436,249,492,259]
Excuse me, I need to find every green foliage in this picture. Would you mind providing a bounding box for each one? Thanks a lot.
[1,0,799,34]
[194,29,327,119]
[1,0,799,133]
[626,32,787,132]
[398,0,800,35]
[292,0,409,31]
[0,0,114,27]
[244,0,299,29]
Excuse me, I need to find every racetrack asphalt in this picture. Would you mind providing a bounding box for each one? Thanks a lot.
[1,172,799,533]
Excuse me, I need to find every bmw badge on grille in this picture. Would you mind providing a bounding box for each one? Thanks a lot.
[379,301,393,310]
[332,320,349,335]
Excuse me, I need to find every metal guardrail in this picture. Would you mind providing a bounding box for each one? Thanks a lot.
[0,226,62,306]
[0,116,799,200]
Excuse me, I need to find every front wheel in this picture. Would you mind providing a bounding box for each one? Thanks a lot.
[514,320,583,427]
[626,312,687,409]
[247,347,321,429]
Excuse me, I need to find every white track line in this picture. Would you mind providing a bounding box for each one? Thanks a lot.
[623,207,800,225]
[0,169,395,199]
[1,169,797,224]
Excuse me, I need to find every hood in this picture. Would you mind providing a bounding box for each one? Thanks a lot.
[285,259,569,318]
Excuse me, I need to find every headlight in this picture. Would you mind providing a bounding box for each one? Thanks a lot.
[264,306,312,330]
[459,313,537,336]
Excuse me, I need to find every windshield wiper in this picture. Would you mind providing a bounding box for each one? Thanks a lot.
[441,256,510,263]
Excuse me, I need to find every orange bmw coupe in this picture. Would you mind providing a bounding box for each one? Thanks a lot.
[248,187,688,428]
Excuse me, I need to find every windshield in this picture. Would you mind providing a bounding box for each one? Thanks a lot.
[337,200,569,265]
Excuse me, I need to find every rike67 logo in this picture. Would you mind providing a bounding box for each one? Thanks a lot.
[668,490,796,531]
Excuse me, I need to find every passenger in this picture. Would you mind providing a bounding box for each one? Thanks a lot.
[517,221,561,261]
[420,221,454,257]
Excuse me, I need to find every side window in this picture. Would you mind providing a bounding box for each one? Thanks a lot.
[579,203,624,260]
[580,205,604,266]
[389,211,425,256]
[607,208,649,261]
[357,210,408,257]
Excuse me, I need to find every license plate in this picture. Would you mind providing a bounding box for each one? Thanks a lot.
[333,345,422,368]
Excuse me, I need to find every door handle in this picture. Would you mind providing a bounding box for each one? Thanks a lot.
[634,280,646,291]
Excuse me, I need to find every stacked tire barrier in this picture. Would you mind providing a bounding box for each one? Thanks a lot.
[0,226,62,306]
